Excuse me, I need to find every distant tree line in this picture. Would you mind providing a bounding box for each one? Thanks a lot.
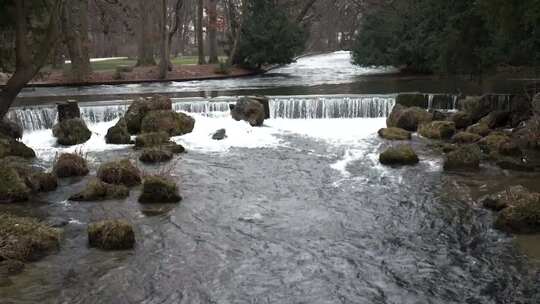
[352,0,540,75]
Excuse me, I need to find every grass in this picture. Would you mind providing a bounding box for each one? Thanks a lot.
[47,56,229,73]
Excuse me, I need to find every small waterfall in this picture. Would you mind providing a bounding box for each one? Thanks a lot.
[269,95,395,119]
[8,95,397,132]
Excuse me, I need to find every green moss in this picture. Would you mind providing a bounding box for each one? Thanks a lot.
[140,110,195,136]
[139,148,173,164]
[124,96,173,134]
[451,111,473,129]
[70,179,129,201]
[0,213,60,262]
[134,132,170,148]
[0,166,30,203]
[88,220,135,250]
[379,145,419,166]
[419,121,456,140]
[452,132,481,144]
[52,118,92,146]
[139,175,182,203]
[494,192,540,233]
[97,159,141,187]
[443,144,482,171]
[378,127,411,140]
[53,153,89,178]
[105,118,131,145]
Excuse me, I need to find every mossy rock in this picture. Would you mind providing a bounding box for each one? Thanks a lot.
[0,259,25,276]
[0,165,30,203]
[450,111,474,129]
[140,110,195,136]
[52,118,92,146]
[479,110,510,129]
[26,172,58,193]
[139,148,173,164]
[134,131,170,148]
[70,179,129,201]
[494,191,540,233]
[165,142,186,154]
[124,96,173,134]
[479,133,519,155]
[0,136,35,159]
[443,144,482,171]
[97,159,141,187]
[139,175,182,203]
[452,132,481,144]
[105,118,131,145]
[0,213,60,262]
[378,128,411,140]
[482,185,531,211]
[53,153,89,178]
[379,145,419,166]
[387,105,433,131]
[0,119,23,139]
[88,219,135,250]
[395,93,428,108]
[418,121,456,140]
[466,123,491,137]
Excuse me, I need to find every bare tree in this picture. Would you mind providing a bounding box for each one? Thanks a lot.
[137,0,156,66]
[207,0,219,63]
[159,0,169,79]
[196,0,205,64]
[0,0,64,119]
[62,0,92,81]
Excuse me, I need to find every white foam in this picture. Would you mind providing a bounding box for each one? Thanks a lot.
[22,118,130,161]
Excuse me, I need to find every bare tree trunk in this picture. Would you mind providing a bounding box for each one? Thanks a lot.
[207,0,219,64]
[0,1,63,119]
[167,0,184,69]
[62,0,92,81]
[228,1,247,66]
[197,0,205,65]
[159,0,169,79]
[137,0,156,66]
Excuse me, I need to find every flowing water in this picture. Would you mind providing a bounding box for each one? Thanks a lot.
[1,52,540,304]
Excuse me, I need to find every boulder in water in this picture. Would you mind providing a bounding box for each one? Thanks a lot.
[452,132,481,144]
[0,119,22,139]
[53,153,89,178]
[70,179,129,201]
[466,123,491,137]
[479,133,521,156]
[443,144,482,171]
[493,188,540,233]
[139,148,173,164]
[230,97,266,127]
[459,95,495,122]
[212,129,227,140]
[165,142,186,154]
[496,157,535,172]
[451,111,473,129]
[57,100,81,122]
[88,219,135,250]
[124,96,173,134]
[0,136,35,159]
[418,121,456,140]
[378,127,411,140]
[512,116,540,149]
[395,93,428,108]
[386,105,433,131]
[479,110,510,129]
[379,145,419,165]
[139,175,182,203]
[135,131,170,148]
[0,213,60,262]
[508,95,532,127]
[52,118,92,146]
[26,172,58,193]
[105,118,131,145]
[140,110,195,136]
[482,185,531,211]
[0,165,30,203]
[97,159,141,187]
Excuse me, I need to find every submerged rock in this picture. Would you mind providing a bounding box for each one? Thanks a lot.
[135,131,170,148]
[452,132,481,144]
[212,129,227,140]
[230,97,266,127]
[443,144,482,171]
[105,118,131,145]
[379,145,419,166]
[70,179,129,201]
[124,95,173,134]
[88,219,135,250]
[97,159,141,187]
[418,121,456,140]
[139,175,182,203]
[53,153,89,178]
[0,165,30,203]
[387,105,433,131]
[140,110,195,136]
[0,213,60,262]
[378,127,411,140]
[52,118,92,146]
[139,148,173,164]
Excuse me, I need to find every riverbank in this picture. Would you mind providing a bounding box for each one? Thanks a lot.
[0,64,258,88]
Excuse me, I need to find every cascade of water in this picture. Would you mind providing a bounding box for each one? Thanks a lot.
[8,95,397,131]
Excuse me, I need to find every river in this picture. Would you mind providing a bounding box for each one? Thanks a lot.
[1,52,540,304]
